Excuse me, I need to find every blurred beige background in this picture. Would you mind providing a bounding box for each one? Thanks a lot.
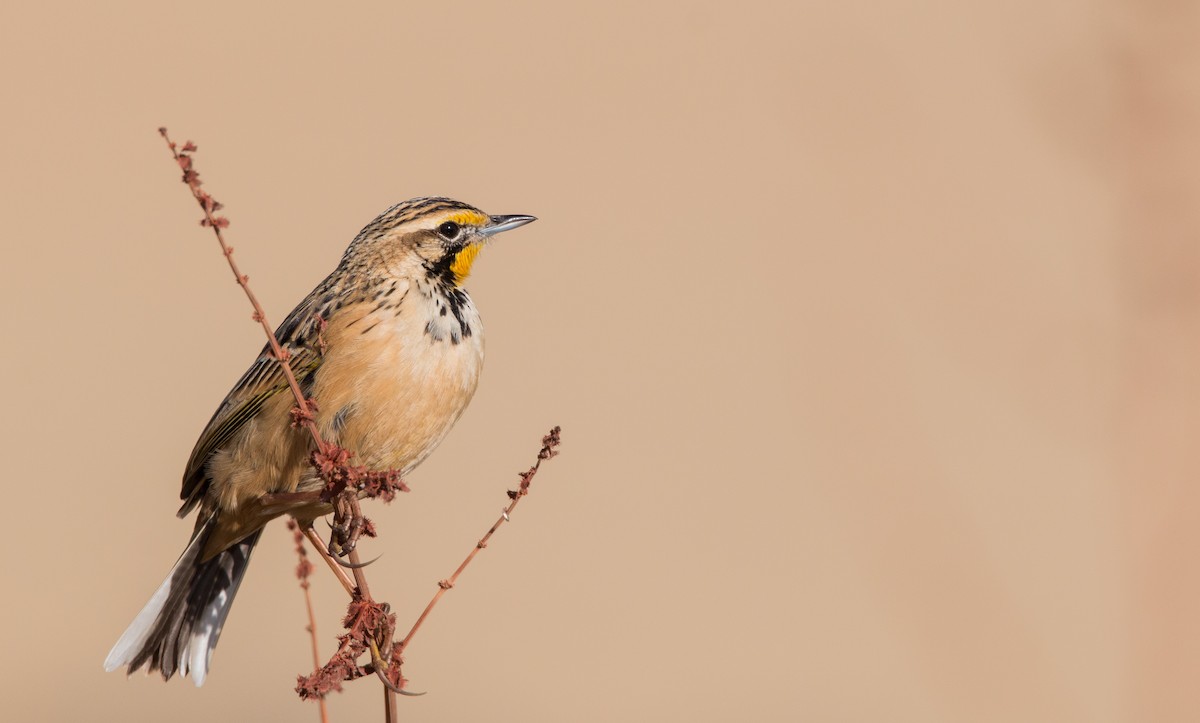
[1,1,1198,721]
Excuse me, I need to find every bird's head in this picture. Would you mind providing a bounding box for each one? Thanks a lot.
[348,197,536,287]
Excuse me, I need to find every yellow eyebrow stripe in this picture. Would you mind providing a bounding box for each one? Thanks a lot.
[446,210,489,227]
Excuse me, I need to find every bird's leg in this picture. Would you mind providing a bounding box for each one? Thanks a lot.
[329,490,367,557]
[328,493,352,555]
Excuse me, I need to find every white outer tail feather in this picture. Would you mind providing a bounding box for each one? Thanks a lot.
[104,519,259,686]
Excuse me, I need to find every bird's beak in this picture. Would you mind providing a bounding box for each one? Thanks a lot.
[480,214,537,237]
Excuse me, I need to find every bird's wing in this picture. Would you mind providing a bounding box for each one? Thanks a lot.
[177,298,325,517]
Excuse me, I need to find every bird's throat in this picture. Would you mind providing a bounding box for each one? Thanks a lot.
[449,243,483,286]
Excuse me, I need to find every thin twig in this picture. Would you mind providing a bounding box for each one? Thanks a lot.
[350,548,397,717]
[288,521,330,723]
[384,682,397,723]
[303,526,357,596]
[157,128,328,455]
[348,549,373,599]
[397,427,562,653]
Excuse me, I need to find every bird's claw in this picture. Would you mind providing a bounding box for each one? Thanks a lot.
[368,638,426,697]
[331,553,381,569]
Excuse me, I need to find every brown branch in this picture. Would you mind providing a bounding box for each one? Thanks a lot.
[157,128,328,455]
[383,683,398,723]
[288,520,330,723]
[350,548,399,718]
[302,525,357,596]
[396,427,562,656]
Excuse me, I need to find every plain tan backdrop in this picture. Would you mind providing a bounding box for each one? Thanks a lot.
[2,1,1199,721]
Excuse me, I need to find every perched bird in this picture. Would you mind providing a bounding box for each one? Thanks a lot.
[105,197,536,685]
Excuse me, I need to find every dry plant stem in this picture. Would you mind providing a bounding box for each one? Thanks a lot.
[398,426,562,653]
[384,685,397,723]
[303,587,323,673]
[348,549,373,599]
[307,591,330,723]
[397,499,518,652]
[303,525,357,596]
[361,550,397,723]
[293,528,331,723]
[157,128,328,455]
[350,548,399,716]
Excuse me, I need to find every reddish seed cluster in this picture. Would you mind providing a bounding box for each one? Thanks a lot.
[310,447,410,504]
[511,425,562,499]
[286,519,315,584]
[158,129,230,230]
[289,399,320,429]
[296,598,403,699]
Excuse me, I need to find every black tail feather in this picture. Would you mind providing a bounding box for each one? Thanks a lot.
[105,520,261,686]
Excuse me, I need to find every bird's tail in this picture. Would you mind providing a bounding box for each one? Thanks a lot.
[104,517,261,686]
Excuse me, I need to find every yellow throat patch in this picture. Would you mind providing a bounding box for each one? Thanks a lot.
[449,243,483,285]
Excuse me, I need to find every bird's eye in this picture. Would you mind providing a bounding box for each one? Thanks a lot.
[437,221,461,240]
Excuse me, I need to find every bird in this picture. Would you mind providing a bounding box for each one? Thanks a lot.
[104,197,536,686]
